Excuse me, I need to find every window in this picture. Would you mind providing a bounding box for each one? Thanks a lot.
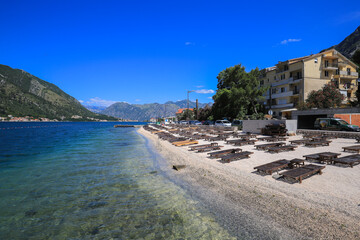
[280,74,285,80]
[272,88,277,94]
[284,65,289,71]
[336,69,339,75]
[290,72,293,78]
[325,60,329,67]
[274,76,276,80]
[267,78,269,82]
[271,99,276,105]
[281,87,285,93]
[325,71,329,77]
[347,68,351,75]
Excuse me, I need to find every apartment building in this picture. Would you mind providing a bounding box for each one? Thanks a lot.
[260,49,359,118]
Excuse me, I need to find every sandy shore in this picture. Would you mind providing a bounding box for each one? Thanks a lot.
[138,127,360,239]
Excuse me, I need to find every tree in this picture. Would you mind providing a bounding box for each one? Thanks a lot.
[212,64,267,120]
[177,109,194,120]
[352,49,360,67]
[306,83,344,108]
[198,105,212,121]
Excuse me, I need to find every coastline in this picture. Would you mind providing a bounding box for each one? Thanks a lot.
[138,127,360,239]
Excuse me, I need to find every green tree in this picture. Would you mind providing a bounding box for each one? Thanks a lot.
[306,83,344,108]
[198,105,212,121]
[212,64,267,120]
[178,109,195,120]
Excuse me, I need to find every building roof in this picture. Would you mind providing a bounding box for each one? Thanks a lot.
[176,108,194,114]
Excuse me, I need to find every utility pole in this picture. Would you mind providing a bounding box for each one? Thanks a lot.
[196,99,199,120]
[187,90,195,120]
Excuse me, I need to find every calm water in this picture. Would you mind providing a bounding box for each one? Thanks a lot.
[0,122,235,239]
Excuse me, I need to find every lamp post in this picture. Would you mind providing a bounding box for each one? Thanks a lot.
[187,90,195,120]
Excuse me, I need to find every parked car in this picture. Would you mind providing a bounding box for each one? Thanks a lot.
[314,118,359,131]
[232,119,243,127]
[215,120,231,127]
[190,120,202,125]
[179,120,189,125]
[203,120,214,125]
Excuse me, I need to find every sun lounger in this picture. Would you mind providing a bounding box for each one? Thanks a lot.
[303,152,340,164]
[221,151,254,163]
[189,143,218,151]
[207,148,242,158]
[255,142,285,150]
[289,139,311,145]
[332,154,360,168]
[227,139,257,146]
[280,164,325,183]
[267,145,297,153]
[342,145,360,153]
[172,140,198,147]
[254,159,290,175]
[197,145,224,153]
[304,140,331,147]
[205,136,228,142]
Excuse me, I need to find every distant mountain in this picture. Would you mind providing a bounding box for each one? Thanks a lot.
[101,100,212,121]
[84,105,107,113]
[325,25,360,59]
[0,64,116,121]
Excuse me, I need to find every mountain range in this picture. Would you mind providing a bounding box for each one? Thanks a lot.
[99,100,211,121]
[0,64,116,121]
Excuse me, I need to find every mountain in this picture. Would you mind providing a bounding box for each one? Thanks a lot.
[0,64,116,121]
[327,25,360,59]
[101,100,212,121]
[84,105,107,113]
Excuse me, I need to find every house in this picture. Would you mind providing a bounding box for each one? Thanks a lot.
[260,48,359,118]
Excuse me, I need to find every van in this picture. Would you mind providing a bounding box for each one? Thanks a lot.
[314,118,359,131]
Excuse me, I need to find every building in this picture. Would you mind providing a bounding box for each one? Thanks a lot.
[260,49,359,118]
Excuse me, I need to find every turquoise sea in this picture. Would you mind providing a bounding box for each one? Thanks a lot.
[0,122,235,239]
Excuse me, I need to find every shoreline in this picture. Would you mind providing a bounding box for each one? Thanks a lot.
[138,127,360,239]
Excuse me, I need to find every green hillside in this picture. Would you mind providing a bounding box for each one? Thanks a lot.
[0,64,116,121]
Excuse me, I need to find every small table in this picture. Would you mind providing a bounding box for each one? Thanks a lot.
[290,158,305,168]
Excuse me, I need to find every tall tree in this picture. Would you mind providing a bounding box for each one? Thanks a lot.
[212,64,267,120]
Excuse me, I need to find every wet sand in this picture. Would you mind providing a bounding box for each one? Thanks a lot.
[138,127,360,239]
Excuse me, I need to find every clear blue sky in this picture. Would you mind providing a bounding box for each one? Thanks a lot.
[1,0,359,106]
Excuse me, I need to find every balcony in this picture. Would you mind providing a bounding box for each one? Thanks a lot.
[323,63,338,70]
[293,89,300,95]
[266,91,294,99]
[335,71,359,79]
[270,103,294,109]
[272,77,302,87]
[338,61,349,67]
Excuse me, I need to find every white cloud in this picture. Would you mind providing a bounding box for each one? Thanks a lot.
[207,96,213,99]
[185,42,195,46]
[78,100,84,103]
[281,38,302,45]
[195,89,215,94]
[135,99,141,102]
[196,85,204,88]
[83,97,118,107]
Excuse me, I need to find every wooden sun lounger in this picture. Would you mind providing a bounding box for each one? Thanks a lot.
[189,143,218,151]
[257,137,273,141]
[280,164,325,183]
[255,142,285,150]
[267,145,297,153]
[304,140,331,147]
[205,136,228,142]
[227,139,257,146]
[342,145,360,153]
[289,139,311,145]
[332,154,360,168]
[221,151,254,163]
[172,140,198,147]
[207,148,242,158]
[197,145,224,153]
[168,137,188,143]
[254,159,290,175]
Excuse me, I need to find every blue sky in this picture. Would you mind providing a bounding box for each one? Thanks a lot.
[1,0,359,106]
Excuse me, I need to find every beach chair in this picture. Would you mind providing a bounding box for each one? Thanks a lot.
[267,145,297,153]
[304,140,331,147]
[332,154,360,168]
[197,145,224,153]
[207,148,242,158]
[342,145,360,153]
[254,159,290,175]
[189,143,218,151]
[221,151,254,163]
[303,152,340,164]
[255,142,285,150]
[289,139,311,145]
[172,140,198,147]
[280,164,325,183]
